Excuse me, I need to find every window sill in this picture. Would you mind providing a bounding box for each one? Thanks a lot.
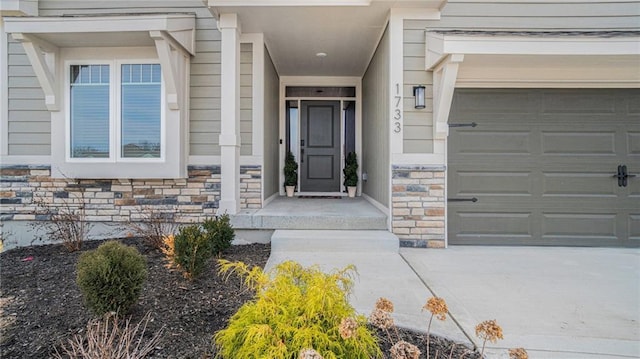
[51,161,186,179]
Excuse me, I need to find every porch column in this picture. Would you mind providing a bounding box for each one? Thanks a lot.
[218,13,241,214]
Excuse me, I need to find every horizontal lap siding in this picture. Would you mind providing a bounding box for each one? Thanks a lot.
[430,2,640,30]
[401,1,639,155]
[403,21,433,154]
[12,1,224,157]
[191,22,222,156]
[7,39,50,155]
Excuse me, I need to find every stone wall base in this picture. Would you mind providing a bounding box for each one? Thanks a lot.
[391,166,446,248]
[0,165,263,247]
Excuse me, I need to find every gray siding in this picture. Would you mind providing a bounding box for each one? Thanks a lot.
[362,27,390,207]
[263,47,280,199]
[10,1,227,158]
[190,17,222,156]
[401,1,640,154]
[7,37,50,155]
[240,43,253,156]
[403,21,433,153]
[430,1,640,30]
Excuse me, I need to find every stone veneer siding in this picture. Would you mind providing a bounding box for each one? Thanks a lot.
[391,166,446,248]
[0,165,262,226]
[239,165,262,209]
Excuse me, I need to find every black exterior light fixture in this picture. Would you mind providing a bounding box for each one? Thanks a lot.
[413,85,426,109]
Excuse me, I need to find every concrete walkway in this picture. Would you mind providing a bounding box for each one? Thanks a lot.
[402,247,640,358]
[267,232,640,358]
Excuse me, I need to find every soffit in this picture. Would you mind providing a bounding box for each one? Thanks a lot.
[210,1,445,76]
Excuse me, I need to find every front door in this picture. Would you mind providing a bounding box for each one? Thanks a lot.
[300,101,341,192]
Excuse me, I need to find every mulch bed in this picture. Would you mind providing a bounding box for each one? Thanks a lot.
[0,238,479,358]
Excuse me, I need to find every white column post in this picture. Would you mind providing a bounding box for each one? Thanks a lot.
[218,13,241,214]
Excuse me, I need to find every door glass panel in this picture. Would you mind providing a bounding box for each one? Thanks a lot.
[344,101,356,155]
[286,86,355,98]
[286,100,299,162]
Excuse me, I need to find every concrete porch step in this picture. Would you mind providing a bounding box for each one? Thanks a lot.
[231,197,388,231]
[271,230,399,253]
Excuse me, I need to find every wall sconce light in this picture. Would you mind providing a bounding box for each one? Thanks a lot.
[413,85,425,109]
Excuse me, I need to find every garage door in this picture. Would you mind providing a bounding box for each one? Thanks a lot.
[448,89,640,247]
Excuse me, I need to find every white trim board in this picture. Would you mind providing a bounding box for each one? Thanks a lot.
[240,33,265,160]
[278,76,362,197]
[0,0,38,16]
[426,33,640,70]
[188,155,263,166]
[0,156,50,166]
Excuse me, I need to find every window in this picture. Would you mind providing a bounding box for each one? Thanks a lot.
[68,62,163,161]
[70,65,110,158]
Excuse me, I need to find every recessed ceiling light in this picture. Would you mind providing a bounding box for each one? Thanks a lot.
[316,52,327,58]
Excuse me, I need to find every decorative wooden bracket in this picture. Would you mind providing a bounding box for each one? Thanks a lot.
[12,33,59,111]
[150,30,190,111]
[432,54,464,140]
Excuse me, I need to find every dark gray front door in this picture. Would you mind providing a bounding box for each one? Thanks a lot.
[300,101,341,192]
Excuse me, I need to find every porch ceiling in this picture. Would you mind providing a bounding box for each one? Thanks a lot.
[209,1,445,76]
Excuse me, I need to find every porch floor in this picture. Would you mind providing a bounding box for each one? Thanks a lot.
[231,197,388,230]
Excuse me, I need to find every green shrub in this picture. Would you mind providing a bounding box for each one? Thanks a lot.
[173,224,213,279]
[76,241,147,315]
[343,151,358,187]
[214,260,382,359]
[202,214,235,257]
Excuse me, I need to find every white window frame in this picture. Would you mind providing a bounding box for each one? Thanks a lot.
[50,46,187,179]
[64,59,166,163]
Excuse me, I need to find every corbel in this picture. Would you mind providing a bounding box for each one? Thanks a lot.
[12,33,59,111]
[432,54,464,140]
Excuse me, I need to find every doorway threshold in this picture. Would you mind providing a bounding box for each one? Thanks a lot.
[295,192,346,198]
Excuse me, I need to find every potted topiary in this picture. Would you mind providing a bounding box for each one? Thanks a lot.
[343,152,358,198]
[284,150,298,197]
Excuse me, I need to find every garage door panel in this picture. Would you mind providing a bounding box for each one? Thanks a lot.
[451,131,531,155]
[541,91,617,115]
[452,171,532,196]
[542,131,616,155]
[452,211,532,237]
[452,90,533,115]
[542,172,619,197]
[629,215,640,241]
[626,92,640,114]
[628,132,640,155]
[628,177,640,197]
[541,213,617,238]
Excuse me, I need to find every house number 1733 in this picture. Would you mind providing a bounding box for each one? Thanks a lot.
[393,83,402,133]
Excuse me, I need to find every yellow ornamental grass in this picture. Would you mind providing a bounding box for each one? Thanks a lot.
[214,260,381,359]
[161,235,175,263]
